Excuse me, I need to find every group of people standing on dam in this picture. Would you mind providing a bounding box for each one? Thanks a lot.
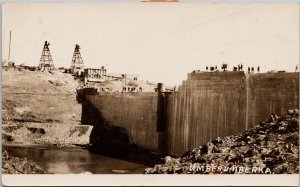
[203,63,260,73]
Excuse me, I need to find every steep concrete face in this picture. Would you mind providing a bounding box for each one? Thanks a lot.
[80,72,299,156]
[165,72,247,155]
[246,72,299,128]
[82,92,159,151]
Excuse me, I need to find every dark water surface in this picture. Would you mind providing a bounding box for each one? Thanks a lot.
[4,146,149,174]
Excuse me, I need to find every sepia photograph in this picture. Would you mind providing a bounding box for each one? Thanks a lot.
[1,1,299,186]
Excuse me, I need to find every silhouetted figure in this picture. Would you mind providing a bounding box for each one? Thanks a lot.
[257,66,260,72]
[251,67,254,72]
[233,67,237,71]
[206,66,208,71]
[215,66,217,70]
[248,67,250,73]
[210,67,214,71]
[221,63,228,71]
[240,64,243,70]
[296,65,298,72]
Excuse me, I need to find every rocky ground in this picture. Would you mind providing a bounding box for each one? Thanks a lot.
[145,110,299,174]
[2,149,49,174]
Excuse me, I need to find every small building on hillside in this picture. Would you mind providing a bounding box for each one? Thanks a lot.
[2,59,15,68]
[84,66,107,83]
[83,65,140,84]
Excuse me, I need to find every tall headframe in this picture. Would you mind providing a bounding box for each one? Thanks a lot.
[39,41,54,71]
[70,44,84,76]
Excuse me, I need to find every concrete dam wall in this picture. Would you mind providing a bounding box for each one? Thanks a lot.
[80,72,299,156]
[165,72,248,155]
[246,73,299,128]
[81,92,159,150]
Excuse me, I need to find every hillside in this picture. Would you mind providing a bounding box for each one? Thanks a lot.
[2,67,158,147]
[2,67,87,146]
[2,68,82,125]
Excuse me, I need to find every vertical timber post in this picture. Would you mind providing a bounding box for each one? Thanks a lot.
[157,83,167,154]
[8,30,11,60]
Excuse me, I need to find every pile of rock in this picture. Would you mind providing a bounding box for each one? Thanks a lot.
[2,150,48,174]
[145,110,299,174]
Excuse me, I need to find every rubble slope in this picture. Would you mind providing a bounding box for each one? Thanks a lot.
[145,110,299,174]
[2,149,48,174]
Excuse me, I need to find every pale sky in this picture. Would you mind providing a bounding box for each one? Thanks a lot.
[2,3,299,86]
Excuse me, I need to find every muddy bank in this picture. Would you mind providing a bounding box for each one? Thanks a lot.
[145,110,299,174]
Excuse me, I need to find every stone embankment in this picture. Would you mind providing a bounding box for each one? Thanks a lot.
[145,110,299,174]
